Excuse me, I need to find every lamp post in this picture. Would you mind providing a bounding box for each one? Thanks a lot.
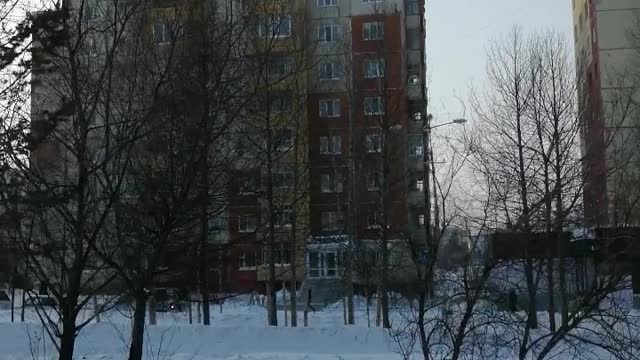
[422,114,466,297]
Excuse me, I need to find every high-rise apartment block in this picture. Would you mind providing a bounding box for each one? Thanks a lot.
[573,0,640,226]
[30,0,428,297]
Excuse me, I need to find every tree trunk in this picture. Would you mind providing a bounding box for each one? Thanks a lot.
[344,249,355,325]
[93,295,101,323]
[289,280,297,327]
[10,287,15,323]
[199,205,211,326]
[342,296,347,325]
[347,286,354,325]
[380,288,390,328]
[525,257,538,329]
[303,288,309,327]
[58,317,77,360]
[148,295,157,326]
[376,288,382,327]
[546,255,556,332]
[197,296,202,324]
[20,289,25,322]
[267,277,277,326]
[558,256,569,325]
[200,260,211,326]
[289,235,297,327]
[128,293,148,360]
[365,286,371,328]
[417,291,428,357]
[282,279,288,327]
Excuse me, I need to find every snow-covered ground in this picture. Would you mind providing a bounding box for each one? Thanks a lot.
[0,295,401,360]
[0,292,638,360]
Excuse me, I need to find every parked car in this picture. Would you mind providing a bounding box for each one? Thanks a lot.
[0,290,10,310]
[153,288,186,313]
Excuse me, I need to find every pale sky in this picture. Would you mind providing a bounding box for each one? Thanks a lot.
[426,0,575,123]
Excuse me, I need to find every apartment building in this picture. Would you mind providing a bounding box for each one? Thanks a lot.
[227,0,428,295]
[303,0,426,297]
[29,0,427,297]
[573,0,640,226]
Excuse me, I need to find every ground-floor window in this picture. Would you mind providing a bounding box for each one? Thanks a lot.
[308,250,340,278]
[238,251,257,271]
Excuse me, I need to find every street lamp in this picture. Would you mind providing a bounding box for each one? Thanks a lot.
[428,117,467,129]
[422,114,466,297]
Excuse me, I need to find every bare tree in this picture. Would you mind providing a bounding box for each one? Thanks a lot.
[0,1,170,359]
[241,0,315,326]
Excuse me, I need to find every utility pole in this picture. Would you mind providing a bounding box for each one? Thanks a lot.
[422,114,433,298]
[421,115,466,297]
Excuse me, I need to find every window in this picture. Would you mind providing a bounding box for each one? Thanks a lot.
[236,136,255,158]
[363,22,384,40]
[367,209,381,229]
[319,62,342,80]
[320,135,342,154]
[309,250,320,277]
[364,58,385,78]
[238,215,257,232]
[273,128,294,151]
[406,28,420,49]
[308,250,340,278]
[269,57,293,78]
[318,24,340,42]
[321,173,344,193]
[271,95,293,113]
[416,179,424,192]
[322,211,343,231]
[317,0,337,6]
[239,175,259,194]
[273,169,294,190]
[83,36,99,59]
[408,74,420,85]
[418,214,425,226]
[153,23,172,45]
[260,16,292,38]
[263,247,291,265]
[365,248,379,267]
[119,173,138,199]
[239,252,257,270]
[366,133,382,153]
[82,0,99,21]
[319,99,341,117]
[413,112,422,122]
[274,16,292,37]
[276,248,291,264]
[362,0,383,3]
[406,0,419,15]
[409,135,424,157]
[364,97,384,115]
[367,172,381,191]
[274,207,293,227]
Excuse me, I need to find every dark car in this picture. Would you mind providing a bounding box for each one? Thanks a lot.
[25,295,58,307]
[153,288,186,313]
